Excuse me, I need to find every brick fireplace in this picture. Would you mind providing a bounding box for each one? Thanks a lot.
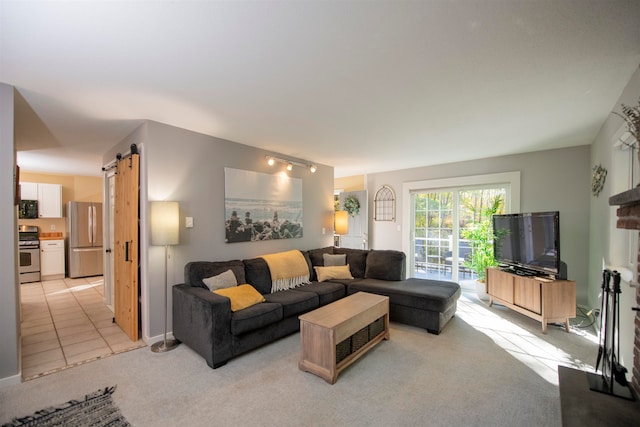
[609,187,640,397]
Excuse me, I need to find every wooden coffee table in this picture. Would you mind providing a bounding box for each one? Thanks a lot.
[298,292,389,384]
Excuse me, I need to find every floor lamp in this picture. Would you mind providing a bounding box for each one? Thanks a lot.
[334,210,349,247]
[150,201,180,353]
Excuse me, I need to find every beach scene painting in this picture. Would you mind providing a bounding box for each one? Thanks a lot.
[224,168,303,243]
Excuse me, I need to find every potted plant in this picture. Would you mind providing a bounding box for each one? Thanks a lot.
[614,98,640,156]
[461,196,503,300]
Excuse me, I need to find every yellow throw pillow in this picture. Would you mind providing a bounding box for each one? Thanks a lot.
[314,265,354,282]
[213,284,265,312]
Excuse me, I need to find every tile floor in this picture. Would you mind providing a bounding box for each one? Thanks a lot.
[20,276,146,380]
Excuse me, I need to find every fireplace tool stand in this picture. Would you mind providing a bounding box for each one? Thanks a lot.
[586,269,635,401]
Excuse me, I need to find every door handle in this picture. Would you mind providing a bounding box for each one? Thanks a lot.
[88,206,93,244]
[72,247,102,253]
[125,241,129,262]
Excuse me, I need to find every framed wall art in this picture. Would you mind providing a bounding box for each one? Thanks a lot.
[224,168,303,243]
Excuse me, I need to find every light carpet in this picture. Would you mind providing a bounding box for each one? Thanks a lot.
[0,292,598,427]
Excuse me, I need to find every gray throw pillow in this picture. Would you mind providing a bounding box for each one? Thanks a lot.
[323,253,347,266]
[202,269,238,291]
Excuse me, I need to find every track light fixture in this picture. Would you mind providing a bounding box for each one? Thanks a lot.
[265,156,317,173]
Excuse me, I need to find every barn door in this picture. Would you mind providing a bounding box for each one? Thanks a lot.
[114,153,140,341]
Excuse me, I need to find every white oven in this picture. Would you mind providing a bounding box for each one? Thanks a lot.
[18,225,41,283]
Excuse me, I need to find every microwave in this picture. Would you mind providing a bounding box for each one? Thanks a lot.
[19,199,38,219]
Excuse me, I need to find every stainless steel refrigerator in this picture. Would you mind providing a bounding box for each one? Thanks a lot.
[67,201,103,278]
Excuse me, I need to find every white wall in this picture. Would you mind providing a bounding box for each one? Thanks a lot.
[366,145,592,304]
[0,84,20,385]
[589,65,640,378]
[105,121,335,342]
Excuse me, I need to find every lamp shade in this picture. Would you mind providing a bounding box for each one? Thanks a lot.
[334,210,349,235]
[151,201,179,246]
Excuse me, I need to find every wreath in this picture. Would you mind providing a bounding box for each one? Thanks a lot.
[592,164,607,197]
[343,195,360,217]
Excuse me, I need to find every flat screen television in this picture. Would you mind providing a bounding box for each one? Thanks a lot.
[492,211,560,277]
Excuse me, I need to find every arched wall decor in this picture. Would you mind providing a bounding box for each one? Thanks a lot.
[374,185,396,221]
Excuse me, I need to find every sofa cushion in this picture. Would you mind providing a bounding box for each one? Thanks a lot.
[348,278,460,312]
[365,250,406,281]
[243,257,273,295]
[230,302,283,335]
[307,247,334,280]
[213,284,266,312]
[323,253,346,266]
[184,260,246,289]
[334,248,368,278]
[308,246,334,266]
[315,265,354,282]
[300,251,314,278]
[202,269,238,291]
[296,281,346,306]
[264,289,319,317]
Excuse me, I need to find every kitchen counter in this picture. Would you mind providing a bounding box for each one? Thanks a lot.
[39,232,63,240]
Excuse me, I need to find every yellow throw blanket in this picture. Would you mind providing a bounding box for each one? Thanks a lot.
[260,250,310,292]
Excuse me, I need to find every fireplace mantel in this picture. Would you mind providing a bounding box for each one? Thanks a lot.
[610,187,640,207]
[610,188,640,230]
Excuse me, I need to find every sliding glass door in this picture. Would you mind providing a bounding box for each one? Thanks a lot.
[412,192,453,277]
[411,186,507,282]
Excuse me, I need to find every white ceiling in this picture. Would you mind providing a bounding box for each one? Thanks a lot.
[2,1,640,178]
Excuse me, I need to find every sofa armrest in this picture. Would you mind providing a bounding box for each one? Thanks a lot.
[172,284,233,368]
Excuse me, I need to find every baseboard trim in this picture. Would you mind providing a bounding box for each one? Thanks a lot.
[147,332,175,346]
[0,372,23,388]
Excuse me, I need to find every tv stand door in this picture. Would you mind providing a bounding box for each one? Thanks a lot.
[514,277,541,314]
[486,268,513,304]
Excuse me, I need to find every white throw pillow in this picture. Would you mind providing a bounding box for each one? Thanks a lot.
[202,269,238,291]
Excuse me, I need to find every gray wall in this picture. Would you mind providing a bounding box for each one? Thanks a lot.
[105,121,335,341]
[0,84,20,385]
[589,65,640,375]
[366,145,592,304]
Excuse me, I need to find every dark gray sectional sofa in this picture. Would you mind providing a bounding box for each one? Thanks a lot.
[173,247,461,369]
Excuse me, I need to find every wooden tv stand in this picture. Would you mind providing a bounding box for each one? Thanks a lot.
[486,268,576,333]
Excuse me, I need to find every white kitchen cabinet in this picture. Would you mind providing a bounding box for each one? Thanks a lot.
[20,182,62,218]
[38,183,62,218]
[20,182,38,200]
[40,239,65,280]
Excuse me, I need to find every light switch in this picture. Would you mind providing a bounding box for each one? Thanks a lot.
[322,227,326,235]
[185,217,194,228]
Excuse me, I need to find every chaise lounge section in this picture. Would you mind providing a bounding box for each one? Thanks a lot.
[173,247,461,369]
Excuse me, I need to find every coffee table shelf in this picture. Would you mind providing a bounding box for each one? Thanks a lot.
[298,292,389,384]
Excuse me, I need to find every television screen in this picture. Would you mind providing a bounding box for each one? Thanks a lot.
[492,211,560,275]
[492,214,519,265]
